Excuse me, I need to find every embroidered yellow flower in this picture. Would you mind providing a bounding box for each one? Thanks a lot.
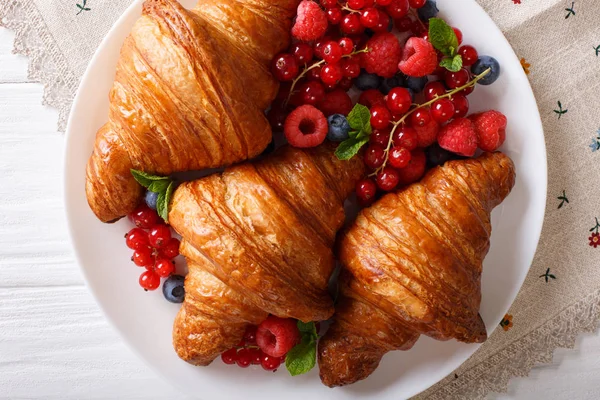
[500,314,513,331]
[520,58,531,75]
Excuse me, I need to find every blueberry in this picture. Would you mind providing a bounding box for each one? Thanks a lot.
[163,275,185,303]
[406,76,428,93]
[387,16,394,32]
[145,191,159,210]
[471,56,501,85]
[418,0,439,21]
[379,74,406,95]
[327,114,351,142]
[426,144,452,167]
[355,70,383,91]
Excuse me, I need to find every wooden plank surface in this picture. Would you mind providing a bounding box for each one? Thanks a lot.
[0,25,598,400]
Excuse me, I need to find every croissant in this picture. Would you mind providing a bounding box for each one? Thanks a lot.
[318,152,516,387]
[168,144,365,366]
[85,0,300,222]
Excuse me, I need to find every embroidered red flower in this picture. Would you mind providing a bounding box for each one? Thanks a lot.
[589,232,600,248]
[500,314,513,331]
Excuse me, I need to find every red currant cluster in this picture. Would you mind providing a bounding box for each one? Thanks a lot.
[125,204,180,291]
[221,326,286,371]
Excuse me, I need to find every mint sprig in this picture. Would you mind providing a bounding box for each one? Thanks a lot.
[429,18,463,72]
[335,104,372,160]
[285,321,319,376]
[131,169,175,223]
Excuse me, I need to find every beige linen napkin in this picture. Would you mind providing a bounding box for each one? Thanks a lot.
[2,0,599,398]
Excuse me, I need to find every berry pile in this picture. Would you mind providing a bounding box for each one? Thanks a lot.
[268,0,505,208]
[125,202,180,292]
[221,316,301,371]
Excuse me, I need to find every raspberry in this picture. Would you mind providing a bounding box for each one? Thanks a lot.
[437,118,478,157]
[292,0,328,42]
[358,89,385,108]
[361,33,402,78]
[469,110,507,152]
[413,118,439,147]
[318,89,353,117]
[398,37,438,77]
[284,105,329,148]
[256,316,301,358]
[397,149,426,185]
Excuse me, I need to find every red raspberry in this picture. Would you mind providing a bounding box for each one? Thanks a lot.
[469,110,507,152]
[397,149,426,185]
[318,89,353,116]
[413,118,439,148]
[256,316,301,358]
[292,0,328,42]
[358,89,385,108]
[437,118,478,157]
[284,105,329,148]
[398,37,438,77]
[361,33,402,78]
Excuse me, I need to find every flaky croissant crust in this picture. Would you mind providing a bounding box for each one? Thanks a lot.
[86,0,299,222]
[319,152,516,387]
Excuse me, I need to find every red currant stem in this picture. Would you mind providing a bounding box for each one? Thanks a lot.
[283,48,370,108]
[369,67,491,177]
[340,4,360,13]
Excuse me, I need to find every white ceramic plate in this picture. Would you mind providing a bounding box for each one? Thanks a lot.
[64,1,547,398]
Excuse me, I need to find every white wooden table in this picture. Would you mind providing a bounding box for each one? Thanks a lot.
[1,26,599,400]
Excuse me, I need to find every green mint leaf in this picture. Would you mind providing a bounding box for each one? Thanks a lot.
[335,137,369,161]
[355,129,371,140]
[156,181,175,223]
[285,336,317,376]
[348,129,359,139]
[147,180,170,194]
[428,18,459,57]
[130,169,169,188]
[439,54,463,72]
[297,321,317,336]
[346,104,371,133]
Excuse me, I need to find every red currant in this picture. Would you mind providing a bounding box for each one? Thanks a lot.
[386,0,410,19]
[458,45,479,67]
[338,37,354,55]
[300,81,326,105]
[408,0,426,7]
[322,41,343,64]
[313,37,332,59]
[370,128,391,146]
[453,28,463,45]
[444,68,470,89]
[159,237,180,259]
[364,144,386,169]
[375,0,393,5]
[409,107,432,128]
[148,224,172,248]
[431,98,456,123]
[360,8,380,28]
[389,147,412,169]
[386,87,412,115]
[155,257,175,278]
[243,325,258,345]
[221,348,238,365]
[370,105,391,130]
[338,76,354,91]
[291,43,314,65]
[341,13,364,35]
[132,247,153,267]
[236,349,252,368]
[321,63,343,85]
[348,0,366,9]
[307,65,322,81]
[139,270,160,291]
[356,178,378,207]
[327,7,343,24]
[392,125,418,150]
[372,10,391,33]
[452,93,470,118]
[271,53,299,82]
[396,16,413,32]
[129,204,159,229]
[424,81,446,101]
[321,0,337,8]
[376,167,401,192]
[459,84,475,96]
[359,89,385,108]
[248,348,263,365]
[341,58,360,78]
[125,228,150,250]
[261,354,282,371]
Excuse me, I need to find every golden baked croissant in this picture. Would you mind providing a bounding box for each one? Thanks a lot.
[318,152,516,387]
[86,0,300,222]
[168,144,365,366]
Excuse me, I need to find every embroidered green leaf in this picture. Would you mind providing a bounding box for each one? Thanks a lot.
[335,137,370,161]
[428,18,459,57]
[439,54,464,72]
